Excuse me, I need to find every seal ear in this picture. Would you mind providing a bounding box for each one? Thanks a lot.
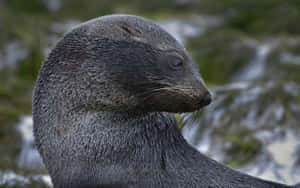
[118,22,142,37]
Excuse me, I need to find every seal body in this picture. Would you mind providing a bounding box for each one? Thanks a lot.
[33,15,297,188]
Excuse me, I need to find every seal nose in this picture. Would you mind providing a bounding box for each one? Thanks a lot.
[199,92,212,107]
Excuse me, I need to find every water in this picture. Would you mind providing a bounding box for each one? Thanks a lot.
[232,40,278,81]
[280,52,300,65]
[242,131,300,184]
[262,131,300,183]
[17,116,44,170]
[0,170,52,187]
[0,171,29,187]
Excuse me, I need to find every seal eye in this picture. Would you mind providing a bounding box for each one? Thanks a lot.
[167,55,184,70]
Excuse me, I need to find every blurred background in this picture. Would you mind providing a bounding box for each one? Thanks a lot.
[0,0,300,187]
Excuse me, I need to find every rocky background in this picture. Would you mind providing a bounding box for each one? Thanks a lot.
[0,0,300,187]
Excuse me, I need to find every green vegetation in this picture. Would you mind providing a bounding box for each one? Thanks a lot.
[174,114,183,130]
[187,29,255,84]
[223,129,262,167]
[266,39,300,82]
[197,0,300,35]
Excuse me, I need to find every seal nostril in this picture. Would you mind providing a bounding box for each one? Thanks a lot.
[200,93,212,107]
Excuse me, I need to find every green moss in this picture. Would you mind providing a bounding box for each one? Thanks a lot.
[174,113,183,130]
[17,51,43,82]
[4,0,48,14]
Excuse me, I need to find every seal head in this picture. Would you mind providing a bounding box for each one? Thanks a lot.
[37,14,210,114]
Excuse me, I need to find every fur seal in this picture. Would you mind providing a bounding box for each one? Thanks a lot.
[33,14,299,188]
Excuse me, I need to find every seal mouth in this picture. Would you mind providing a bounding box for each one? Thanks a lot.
[140,86,212,113]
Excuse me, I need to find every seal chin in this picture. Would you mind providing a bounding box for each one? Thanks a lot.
[181,94,212,112]
[178,92,212,112]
